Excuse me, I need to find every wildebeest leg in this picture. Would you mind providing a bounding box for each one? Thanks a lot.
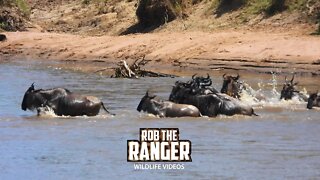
[252,110,259,116]
[101,102,116,116]
[36,108,41,116]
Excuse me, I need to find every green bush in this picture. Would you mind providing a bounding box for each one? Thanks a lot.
[15,0,30,16]
[215,0,246,17]
[82,0,91,5]
[0,0,30,17]
[0,22,8,30]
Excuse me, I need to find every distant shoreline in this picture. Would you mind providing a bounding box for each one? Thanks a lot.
[1,31,320,76]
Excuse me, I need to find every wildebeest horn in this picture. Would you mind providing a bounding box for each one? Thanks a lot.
[145,90,149,97]
[200,79,212,87]
[28,82,35,92]
[284,76,288,83]
[222,73,226,79]
[192,74,197,80]
[235,74,240,80]
[206,79,212,86]
[205,73,210,80]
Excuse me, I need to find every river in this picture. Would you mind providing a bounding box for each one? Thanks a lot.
[0,60,320,179]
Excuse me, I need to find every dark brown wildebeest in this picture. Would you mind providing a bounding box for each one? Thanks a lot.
[21,83,114,116]
[307,92,320,109]
[137,91,201,118]
[280,75,308,101]
[220,74,266,101]
[220,74,242,98]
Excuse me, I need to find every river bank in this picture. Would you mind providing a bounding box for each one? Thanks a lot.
[1,30,320,76]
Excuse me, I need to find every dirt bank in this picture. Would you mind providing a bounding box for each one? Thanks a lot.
[1,30,320,76]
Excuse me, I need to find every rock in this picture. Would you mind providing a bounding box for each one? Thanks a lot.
[0,34,7,42]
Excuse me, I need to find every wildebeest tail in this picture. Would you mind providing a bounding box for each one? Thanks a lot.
[101,102,116,116]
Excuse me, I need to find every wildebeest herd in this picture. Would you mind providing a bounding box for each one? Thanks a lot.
[22,74,320,117]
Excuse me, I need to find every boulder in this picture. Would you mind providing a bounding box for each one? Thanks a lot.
[0,34,6,41]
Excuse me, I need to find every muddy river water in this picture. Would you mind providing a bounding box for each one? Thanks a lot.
[0,60,320,179]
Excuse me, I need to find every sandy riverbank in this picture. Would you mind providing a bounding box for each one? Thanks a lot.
[0,31,320,76]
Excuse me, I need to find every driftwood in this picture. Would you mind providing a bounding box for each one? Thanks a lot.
[111,56,177,78]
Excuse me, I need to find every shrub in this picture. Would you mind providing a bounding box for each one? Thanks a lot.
[136,0,179,27]
[265,0,286,16]
[0,0,29,31]
[0,0,30,17]
[214,0,246,17]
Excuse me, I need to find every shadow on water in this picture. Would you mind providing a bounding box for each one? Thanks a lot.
[0,60,320,179]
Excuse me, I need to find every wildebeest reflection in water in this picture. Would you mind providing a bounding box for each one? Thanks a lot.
[137,91,201,118]
[21,83,115,116]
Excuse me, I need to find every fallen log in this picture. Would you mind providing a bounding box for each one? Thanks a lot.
[111,56,177,78]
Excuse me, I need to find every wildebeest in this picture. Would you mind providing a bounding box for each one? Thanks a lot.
[21,83,114,116]
[220,73,266,101]
[189,74,219,94]
[177,74,218,96]
[137,91,201,118]
[169,80,258,117]
[221,74,242,98]
[307,93,320,109]
[280,75,308,101]
[0,34,7,42]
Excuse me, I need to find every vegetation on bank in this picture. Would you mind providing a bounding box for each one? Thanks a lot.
[0,0,30,16]
[125,0,320,34]
[0,0,319,34]
[0,0,30,31]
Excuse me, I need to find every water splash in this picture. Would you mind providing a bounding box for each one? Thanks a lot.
[37,106,112,119]
[37,106,57,117]
[239,73,307,109]
[270,72,280,97]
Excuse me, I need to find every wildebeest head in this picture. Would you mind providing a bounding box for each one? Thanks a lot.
[169,81,191,103]
[220,74,241,98]
[21,83,39,111]
[191,74,212,88]
[307,93,319,109]
[137,91,157,112]
[280,75,299,100]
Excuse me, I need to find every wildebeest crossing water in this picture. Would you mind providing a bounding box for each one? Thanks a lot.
[1,60,320,179]
[21,84,115,116]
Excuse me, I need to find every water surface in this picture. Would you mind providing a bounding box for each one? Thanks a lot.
[0,60,320,179]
